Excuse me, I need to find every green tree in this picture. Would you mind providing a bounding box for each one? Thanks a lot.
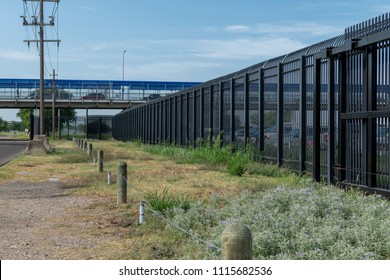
[17,89,77,134]
[9,121,22,132]
[0,117,9,131]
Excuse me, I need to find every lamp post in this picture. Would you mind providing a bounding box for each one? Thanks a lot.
[122,50,126,99]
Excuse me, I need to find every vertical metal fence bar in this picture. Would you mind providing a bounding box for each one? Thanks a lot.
[185,92,189,146]
[148,104,152,144]
[277,63,284,167]
[145,105,148,143]
[152,103,155,144]
[230,78,235,145]
[300,56,307,174]
[259,68,265,152]
[143,106,146,143]
[172,97,175,144]
[193,90,197,145]
[165,99,168,143]
[367,44,378,188]
[244,73,250,149]
[339,53,347,183]
[200,87,204,141]
[143,106,147,143]
[219,81,224,145]
[177,95,181,145]
[313,57,322,181]
[327,57,335,185]
[209,85,214,140]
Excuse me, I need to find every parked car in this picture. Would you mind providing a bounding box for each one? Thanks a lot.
[236,127,259,143]
[142,94,161,101]
[80,93,106,100]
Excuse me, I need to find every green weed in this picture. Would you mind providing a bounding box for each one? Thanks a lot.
[146,188,190,213]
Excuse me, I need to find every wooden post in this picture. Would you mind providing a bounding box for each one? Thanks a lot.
[97,150,104,172]
[87,143,93,156]
[221,222,252,260]
[117,162,127,204]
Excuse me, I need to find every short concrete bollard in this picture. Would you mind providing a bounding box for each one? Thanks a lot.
[117,162,127,204]
[221,222,252,260]
[97,150,104,172]
[139,201,145,224]
[107,171,111,185]
[83,140,87,151]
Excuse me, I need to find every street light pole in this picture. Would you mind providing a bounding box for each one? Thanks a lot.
[122,50,126,99]
[122,50,126,82]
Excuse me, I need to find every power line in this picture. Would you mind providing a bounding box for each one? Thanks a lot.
[21,0,61,135]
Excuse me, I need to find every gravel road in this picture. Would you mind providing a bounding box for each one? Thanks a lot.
[0,181,107,260]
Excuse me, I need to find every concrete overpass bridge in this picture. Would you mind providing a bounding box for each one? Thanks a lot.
[0,78,201,109]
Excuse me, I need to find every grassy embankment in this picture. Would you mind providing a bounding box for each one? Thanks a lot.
[0,139,389,260]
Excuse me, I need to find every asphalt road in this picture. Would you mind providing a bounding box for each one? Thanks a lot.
[0,141,27,167]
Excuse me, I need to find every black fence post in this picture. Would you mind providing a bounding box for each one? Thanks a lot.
[209,85,214,145]
[192,90,196,145]
[230,78,235,145]
[244,73,250,149]
[313,56,322,182]
[300,56,307,174]
[200,87,204,141]
[259,68,264,152]
[219,81,224,146]
[366,44,378,189]
[277,63,284,167]
[327,56,335,185]
[174,96,177,145]
[338,53,347,184]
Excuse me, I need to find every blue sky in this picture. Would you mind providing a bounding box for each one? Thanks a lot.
[1,0,390,120]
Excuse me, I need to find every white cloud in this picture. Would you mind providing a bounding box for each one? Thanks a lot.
[0,49,38,62]
[91,43,113,51]
[192,37,306,60]
[225,25,251,32]
[221,22,342,37]
[205,25,219,32]
[80,6,95,11]
[371,6,390,16]
[254,22,342,36]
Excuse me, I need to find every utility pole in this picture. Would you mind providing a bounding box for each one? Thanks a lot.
[22,0,61,136]
[51,69,57,140]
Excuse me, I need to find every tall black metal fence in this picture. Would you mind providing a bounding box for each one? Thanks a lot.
[112,14,390,196]
[35,115,113,140]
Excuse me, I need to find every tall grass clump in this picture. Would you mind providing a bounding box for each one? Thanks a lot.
[144,135,258,176]
[166,180,390,260]
[146,188,190,213]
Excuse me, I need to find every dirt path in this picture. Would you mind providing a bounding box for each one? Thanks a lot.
[0,181,128,260]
